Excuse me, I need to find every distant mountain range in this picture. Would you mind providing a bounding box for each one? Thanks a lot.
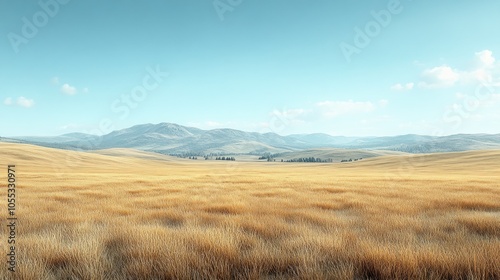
[3,122,500,155]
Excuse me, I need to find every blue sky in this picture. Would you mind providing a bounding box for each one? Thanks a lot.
[1,0,500,137]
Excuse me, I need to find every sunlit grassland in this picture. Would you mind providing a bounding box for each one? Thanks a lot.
[1,143,499,279]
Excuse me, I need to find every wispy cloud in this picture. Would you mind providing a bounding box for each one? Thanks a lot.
[17,96,35,108]
[269,99,386,126]
[418,65,461,88]
[391,82,414,91]
[272,108,310,121]
[394,50,499,91]
[61,83,77,95]
[4,96,35,108]
[52,76,88,95]
[475,50,495,68]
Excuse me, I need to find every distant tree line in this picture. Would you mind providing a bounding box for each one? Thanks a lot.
[169,152,204,158]
[258,152,285,161]
[167,152,238,161]
[258,155,278,162]
[165,151,362,163]
[285,157,333,163]
[215,156,235,161]
[340,158,363,162]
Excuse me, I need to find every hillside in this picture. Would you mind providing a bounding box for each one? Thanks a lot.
[2,142,500,175]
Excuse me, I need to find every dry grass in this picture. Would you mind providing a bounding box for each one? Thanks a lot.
[1,143,500,279]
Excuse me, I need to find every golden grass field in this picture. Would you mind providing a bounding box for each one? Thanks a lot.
[1,142,500,279]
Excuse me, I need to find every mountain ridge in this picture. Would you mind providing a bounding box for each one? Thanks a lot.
[5,122,500,155]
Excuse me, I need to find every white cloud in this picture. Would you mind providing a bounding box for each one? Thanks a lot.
[4,96,35,108]
[263,100,387,135]
[272,108,308,120]
[269,108,310,128]
[16,96,35,108]
[316,100,375,118]
[52,77,86,94]
[475,50,495,68]
[391,82,414,91]
[417,50,499,89]
[467,69,493,83]
[419,65,461,88]
[273,100,383,121]
[61,83,77,95]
